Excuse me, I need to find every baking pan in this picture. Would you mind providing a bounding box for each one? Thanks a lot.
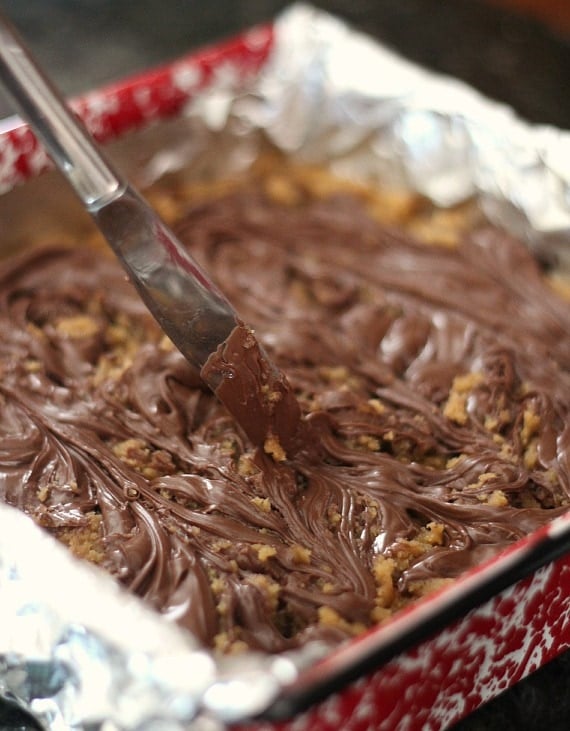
[0,5,569,730]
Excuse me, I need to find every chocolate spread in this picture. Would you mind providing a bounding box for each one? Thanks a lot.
[1,185,569,653]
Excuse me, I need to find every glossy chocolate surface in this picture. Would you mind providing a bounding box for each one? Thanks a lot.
[1,185,569,653]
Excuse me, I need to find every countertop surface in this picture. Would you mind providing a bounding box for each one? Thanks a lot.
[0,1,568,730]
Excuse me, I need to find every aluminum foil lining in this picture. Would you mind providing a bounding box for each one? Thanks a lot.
[1,3,570,730]
[187,3,570,264]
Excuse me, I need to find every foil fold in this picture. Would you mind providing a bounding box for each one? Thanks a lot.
[192,3,570,261]
[2,3,570,730]
[0,503,213,729]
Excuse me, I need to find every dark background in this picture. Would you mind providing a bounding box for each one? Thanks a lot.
[0,1,568,730]
[0,0,569,128]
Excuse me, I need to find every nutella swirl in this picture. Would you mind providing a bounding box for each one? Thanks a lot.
[1,185,569,653]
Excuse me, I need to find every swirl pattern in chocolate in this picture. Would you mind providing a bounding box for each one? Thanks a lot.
[1,176,570,654]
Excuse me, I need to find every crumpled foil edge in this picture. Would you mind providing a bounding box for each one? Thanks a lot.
[192,3,570,263]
